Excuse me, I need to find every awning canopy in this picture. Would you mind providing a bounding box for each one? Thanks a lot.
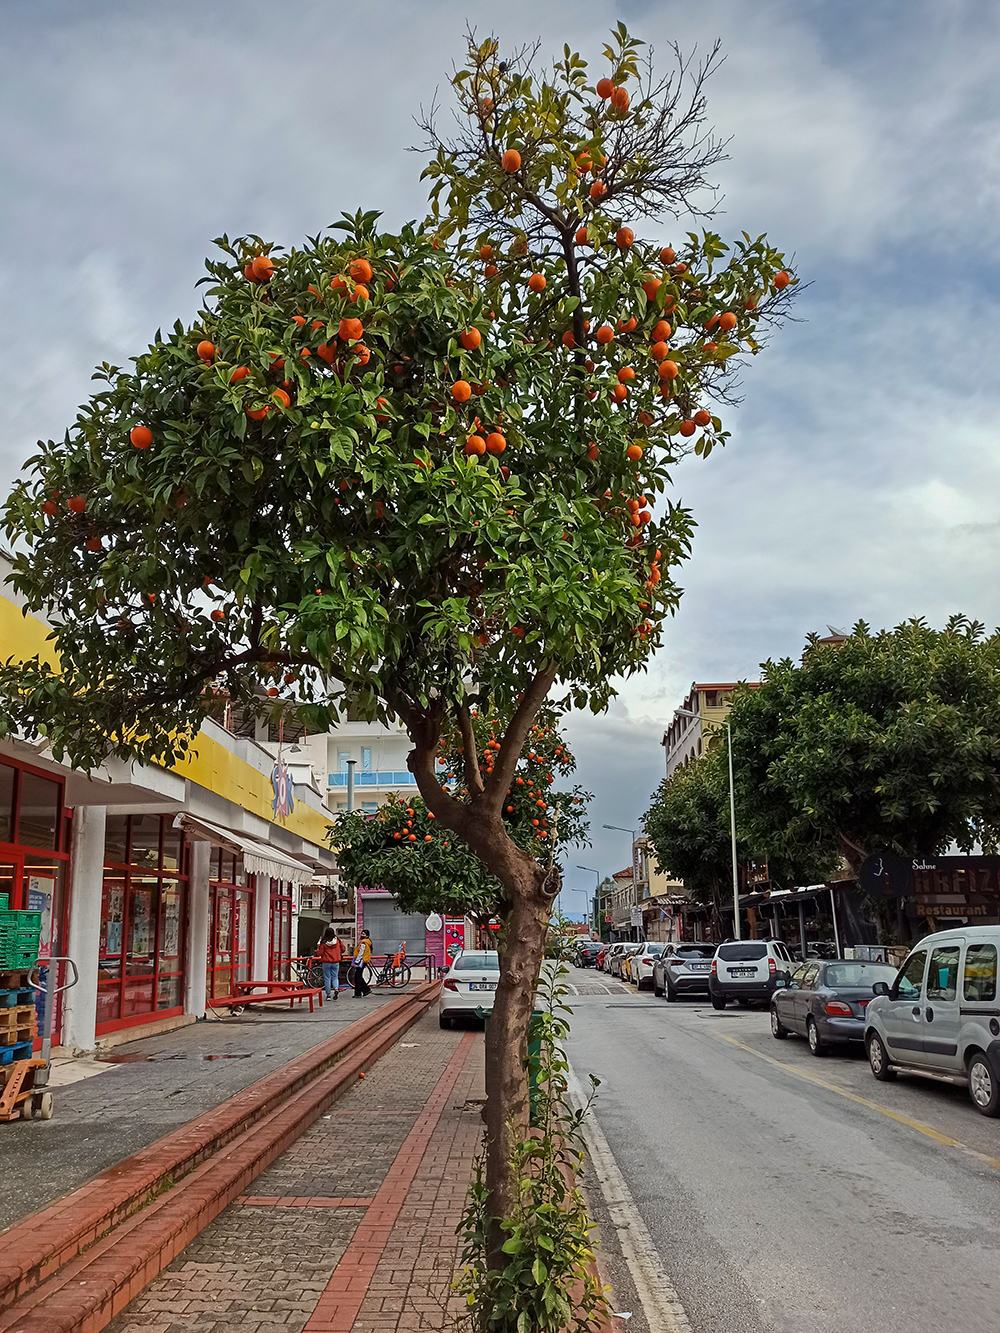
[179,815,325,886]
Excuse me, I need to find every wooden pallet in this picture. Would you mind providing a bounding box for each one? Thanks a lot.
[0,970,33,990]
[0,1006,36,1045]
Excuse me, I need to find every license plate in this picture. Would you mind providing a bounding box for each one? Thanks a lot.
[689,963,710,972]
[469,982,497,991]
[728,967,756,977]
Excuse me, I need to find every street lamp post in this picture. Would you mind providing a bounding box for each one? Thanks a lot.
[603,825,639,940]
[673,708,741,941]
[577,866,601,935]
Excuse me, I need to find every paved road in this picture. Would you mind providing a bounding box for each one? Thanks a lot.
[565,964,1000,1333]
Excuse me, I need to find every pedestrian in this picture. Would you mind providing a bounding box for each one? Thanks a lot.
[317,927,343,1001]
[353,929,373,997]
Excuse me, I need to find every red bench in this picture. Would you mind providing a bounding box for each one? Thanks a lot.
[209,981,323,1014]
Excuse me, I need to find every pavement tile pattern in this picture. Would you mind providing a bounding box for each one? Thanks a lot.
[105,1011,486,1333]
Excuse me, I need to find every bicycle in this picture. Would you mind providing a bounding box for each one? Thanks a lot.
[347,947,412,990]
[292,955,325,989]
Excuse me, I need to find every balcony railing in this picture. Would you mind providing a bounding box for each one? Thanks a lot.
[329,771,417,788]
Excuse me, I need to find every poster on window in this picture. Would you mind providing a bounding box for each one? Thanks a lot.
[445,916,465,961]
[27,876,56,959]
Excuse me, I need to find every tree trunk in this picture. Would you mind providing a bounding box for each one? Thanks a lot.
[482,861,551,1265]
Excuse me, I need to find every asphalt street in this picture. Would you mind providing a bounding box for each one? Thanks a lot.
[565,963,1000,1333]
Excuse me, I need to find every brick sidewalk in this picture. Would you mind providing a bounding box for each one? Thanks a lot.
[105,1010,485,1333]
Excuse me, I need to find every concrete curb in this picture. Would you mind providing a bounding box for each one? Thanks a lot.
[0,982,438,1320]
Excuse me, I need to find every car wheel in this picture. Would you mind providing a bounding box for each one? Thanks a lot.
[770,1005,789,1040]
[867,1031,896,1081]
[807,1017,826,1057]
[438,1012,452,1030]
[711,994,727,1011]
[968,1052,1000,1117]
[666,981,677,1003]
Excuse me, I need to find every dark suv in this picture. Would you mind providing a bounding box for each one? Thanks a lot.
[709,939,795,1008]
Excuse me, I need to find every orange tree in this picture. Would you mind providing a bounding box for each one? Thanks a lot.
[0,27,796,1254]
[333,708,591,939]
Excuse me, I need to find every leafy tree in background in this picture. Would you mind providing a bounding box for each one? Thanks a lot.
[643,743,835,927]
[334,708,591,937]
[728,618,1000,885]
[0,26,796,1253]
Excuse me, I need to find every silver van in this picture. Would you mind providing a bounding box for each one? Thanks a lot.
[864,925,1000,1116]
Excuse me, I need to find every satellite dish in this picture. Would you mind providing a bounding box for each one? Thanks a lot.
[425,912,443,932]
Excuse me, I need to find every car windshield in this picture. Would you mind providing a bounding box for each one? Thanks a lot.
[822,963,898,989]
[452,953,500,972]
[644,944,665,956]
[717,943,767,962]
[676,948,713,959]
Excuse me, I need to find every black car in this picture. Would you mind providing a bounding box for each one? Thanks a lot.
[771,959,899,1055]
[574,940,601,967]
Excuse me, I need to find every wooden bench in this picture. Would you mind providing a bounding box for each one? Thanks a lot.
[209,981,323,1014]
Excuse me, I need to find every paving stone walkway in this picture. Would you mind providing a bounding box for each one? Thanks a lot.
[105,1010,485,1333]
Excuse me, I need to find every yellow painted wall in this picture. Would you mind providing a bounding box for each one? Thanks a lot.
[0,589,330,850]
[173,732,332,847]
[0,597,59,668]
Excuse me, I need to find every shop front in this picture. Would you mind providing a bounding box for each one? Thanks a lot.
[96,813,188,1034]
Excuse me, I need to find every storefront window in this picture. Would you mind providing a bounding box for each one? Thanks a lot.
[0,764,13,845]
[16,770,61,851]
[97,815,188,1033]
[207,854,253,999]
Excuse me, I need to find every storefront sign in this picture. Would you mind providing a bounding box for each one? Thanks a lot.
[271,758,295,819]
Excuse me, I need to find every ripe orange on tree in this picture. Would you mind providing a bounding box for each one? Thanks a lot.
[561,331,575,349]
[484,263,499,278]
[211,609,225,622]
[350,285,369,303]
[247,406,269,420]
[272,389,290,408]
[68,495,86,512]
[339,317,363,342]
[452,380,473,402]
[651,320,672,341]
[130,425,152,449]
[658,360,679,380]
[659,246,676,264]
[575,226,589,245]
[616,227,634,248]
[612,86,630,111]
[196,340,215,363]
[596,77,614,98]
[650,341,668,360]
[693,409,712,427]
[774,270,791,289]
[626,444,643,461]
[465,435,486,456]
[589,179,607,200]
[350,258,373,284]
[502,148,521,172]
[479,244,493,260]
[596,324,614,344]
[527,272,546,293]
[330,274,348,293]
[230,366,250,383]
[719,311,737,331]
[618,366,635,383]
[612,384,628,401]
[460,328,482,351]
[251,255,274,281]
[679,420,696,436]
[485,432,506,454]
[641,275,661,302]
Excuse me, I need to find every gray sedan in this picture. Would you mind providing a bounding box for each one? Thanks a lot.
[771,959,899,1055]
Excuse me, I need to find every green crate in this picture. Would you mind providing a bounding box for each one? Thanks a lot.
[0,894,7,910]
[0,946,36,971]
[0,911,42,932]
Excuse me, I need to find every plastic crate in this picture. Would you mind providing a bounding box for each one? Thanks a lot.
[0,988,33,1008]
[0,894,7,910]
[0,910,42,931]
[0,1041,33,1067]
[0,945,37,972]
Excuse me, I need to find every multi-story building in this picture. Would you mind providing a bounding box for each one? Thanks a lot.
[660,681,757,779]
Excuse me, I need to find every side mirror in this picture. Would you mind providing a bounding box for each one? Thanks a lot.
[871,981,890,997]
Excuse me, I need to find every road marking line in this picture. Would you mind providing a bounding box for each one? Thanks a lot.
[714,1033,1000,1172]
[566,1065,693,1333]
[567,983,579,995]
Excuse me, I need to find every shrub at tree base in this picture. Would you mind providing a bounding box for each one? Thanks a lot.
[0,24,797,1272]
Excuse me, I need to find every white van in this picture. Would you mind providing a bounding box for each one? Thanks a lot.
[864,925,1000,1116]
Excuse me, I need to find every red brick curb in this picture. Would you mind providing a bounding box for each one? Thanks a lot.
[0,983,438,1325]
[304,1030,477,1333]
[236,1196,376,1208]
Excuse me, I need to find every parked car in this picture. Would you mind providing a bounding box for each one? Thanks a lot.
[624,942,666,990]
[574,939,601,968]
[438,950,500,1028]
[865,926,1000,1116]
[771,959,898,1055]
[603,943,627,975]
[653,943,716,1000]
[611,943,642,978]
[709,939,796,1008]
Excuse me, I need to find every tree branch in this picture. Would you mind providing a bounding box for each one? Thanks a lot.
[457,700,485,795]
[482,665,558,815]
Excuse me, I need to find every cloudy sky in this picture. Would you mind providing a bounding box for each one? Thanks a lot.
[2,0,998,911]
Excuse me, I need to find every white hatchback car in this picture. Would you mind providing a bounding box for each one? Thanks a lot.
[439,950,500,1028]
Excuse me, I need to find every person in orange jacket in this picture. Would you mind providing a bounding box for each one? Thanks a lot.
[317,927,343,1000]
